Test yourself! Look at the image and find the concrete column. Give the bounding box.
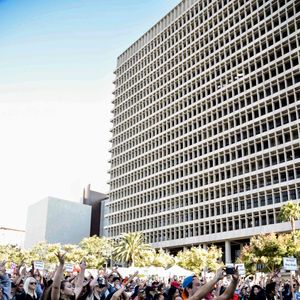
[202,243,208,250]
[225,240,232,264]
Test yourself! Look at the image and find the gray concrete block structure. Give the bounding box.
[25,197,91,249]
[106,0,300,261]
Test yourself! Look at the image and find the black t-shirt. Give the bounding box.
[15,292,37,300]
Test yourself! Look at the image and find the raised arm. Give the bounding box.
[114,268,124,281]
[190,268,225,300]
[51,252,66,300]
[74,259,86,299]
[215,267,239,300]
[111,286,126,300]
[14,264,26,286]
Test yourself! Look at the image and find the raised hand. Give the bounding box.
[55,251,66,265]
[79,259,87,271]
[232,266,239,281]
[214,267,225,281]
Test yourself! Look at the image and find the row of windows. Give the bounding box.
[114,21,298,120]
[118,0,270,72]
[115,0,293,90]
[110,154,299,204]
[107,207,285,241]
[108,146,300,211]
[111,101,299,177]
[110,100,300,182]
[113,3,298,125]
[116,0,251,78]
[146,208,279,244]
[114,4,296,105]
[111,87,300,169]
[113,41,299,138]
[110,127,300,192]
[112,43,299,147]
[109,182,300,225]
[111,124,300,191]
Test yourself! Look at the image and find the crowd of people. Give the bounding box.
[0,253,299,300]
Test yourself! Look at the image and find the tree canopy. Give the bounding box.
[238,231,300,273]
[114,232,153,267]
[279,201,300,232]
[176,245,223,274]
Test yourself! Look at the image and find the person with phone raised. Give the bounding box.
[182,267,239,300]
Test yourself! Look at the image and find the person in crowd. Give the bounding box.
[130,281,145,300]
[281,282,292,300]
[182,267,239,300]
[12,281,25,300]
[14,277,38,300]
[167,286,182,300]
[265,282,277,300]
[50,252,86,300]
[87,277,107,300]
[0,261,11,300]
[131,286,145,300]
[33,272,44,300]
[106,276,115,295]
[249,285,265,300]
[144,286,156,300]
[238,287,249,300]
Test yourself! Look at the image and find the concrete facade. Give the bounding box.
[82,185,109,237]
[106,0,300,259]
[25,197,91,249]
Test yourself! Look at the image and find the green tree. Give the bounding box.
[279,201,300,233]
[63,244,87,266]
[152,248,175,268]
[238,232,300,273]
[285,231,300,261]
[134,249,156,267]
[176,245,222,274]
[134,248,175,268]
[114,232,153,267]
[0,244,29,266]
[28,242,61,268]
[78,235,114,268]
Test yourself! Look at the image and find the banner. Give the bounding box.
[283,257,297,271]
[34,261,44,270]
[65,263,74,273]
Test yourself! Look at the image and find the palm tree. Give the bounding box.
[279,201,300,233]
[114,232,153,267]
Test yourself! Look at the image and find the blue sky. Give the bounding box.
[0,0,180,231]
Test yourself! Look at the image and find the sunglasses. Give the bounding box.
[30,282,37,285]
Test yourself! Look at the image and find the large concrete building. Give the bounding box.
[106,0,300,262]
[25,197,91,249]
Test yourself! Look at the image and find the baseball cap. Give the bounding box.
[171,281,181,289]
[182,275,195,289]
